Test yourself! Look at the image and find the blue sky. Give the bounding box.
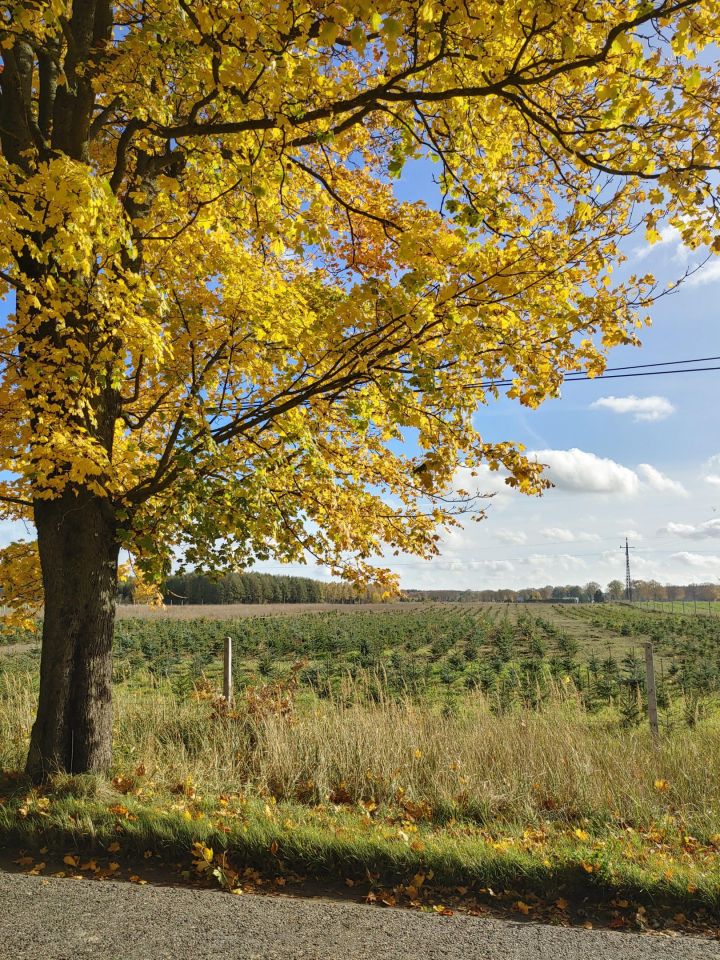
[275,165,720,591]
[388,215,720,591]
[2,167,718,593]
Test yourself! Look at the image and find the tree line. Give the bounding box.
[118,572,384,606]
[117,574,720,607]
[405,580,720,604]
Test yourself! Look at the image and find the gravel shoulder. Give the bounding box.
[1,872,718,960]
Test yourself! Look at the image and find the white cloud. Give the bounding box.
[636,464,688,497]
[703,454,720,487]
[634,225,692,262]
[530,448,640,495]
[520,553,588,572]
[528,448,686,498]
[686,258,720,287]
[495,529,527,544]
[669,551,720,569]
[455,465,513,499]
[471,559,515,573]
[591,395,675,423]
[540,527,601,542]
[621,529,644,541]
[662,519,720,540]
[0,519,31,550]
[540,527,576,542]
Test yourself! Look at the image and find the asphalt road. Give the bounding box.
[2,873,719,960]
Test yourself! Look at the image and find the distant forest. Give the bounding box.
[118,571,383,605]
[406,580,720,603]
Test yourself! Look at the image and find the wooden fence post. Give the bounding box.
[223,636,233,705]
[644,641,659,744]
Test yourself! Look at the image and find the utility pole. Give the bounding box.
[623,537,634,602]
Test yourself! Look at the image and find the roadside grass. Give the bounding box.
[1,666,719,917]
[2,786,719,913]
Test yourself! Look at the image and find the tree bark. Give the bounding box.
[26,489,119,781]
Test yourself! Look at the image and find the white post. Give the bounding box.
[223,636,233,705]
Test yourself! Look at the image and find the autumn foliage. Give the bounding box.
[1,1,719,585]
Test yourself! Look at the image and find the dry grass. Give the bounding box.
[3,670,717,838]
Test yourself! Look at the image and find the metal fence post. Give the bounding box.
[644,641,659,745]
[223,636,233,705]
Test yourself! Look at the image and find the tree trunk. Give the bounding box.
[26,489,119,781]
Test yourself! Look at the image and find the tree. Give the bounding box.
[1,1,718,778]
[583,581,602,603]
[606,580,625,601]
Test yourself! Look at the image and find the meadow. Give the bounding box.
[1,601,720,930]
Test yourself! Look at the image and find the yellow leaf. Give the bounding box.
[685,69,702,93]
[318,20,340,46]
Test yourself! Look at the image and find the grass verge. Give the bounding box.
[1,773,719,920]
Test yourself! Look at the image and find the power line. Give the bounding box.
[591,355,720,372]
[469,356,720,390]
[472,365,720,389]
